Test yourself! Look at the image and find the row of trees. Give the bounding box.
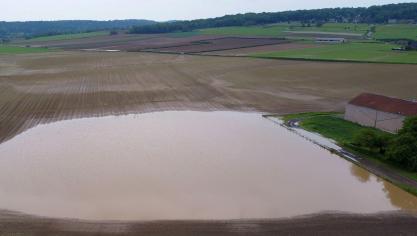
[0,19,155,40]
[130,3,417,34]
[353,117,417,172]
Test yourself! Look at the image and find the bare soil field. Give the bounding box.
[17,33,223,51]
[17,33,155,49]
[202,42,318,56]
[145,37,289,53]
[1,210,417,236]
[1,51,417,144]
[106,35,223,51]
[18,33,294,54]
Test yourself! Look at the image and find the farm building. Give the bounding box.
[316,38,347,43]
[345,93,417,133]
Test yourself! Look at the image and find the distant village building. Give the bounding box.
[406,40,417,50]
[392,40,417,51]
[388,19,398,24]
[388,19,415,24]
[345,93,417,133]
[316,38,347,44]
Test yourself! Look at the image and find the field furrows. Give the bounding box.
[1,51,417,144]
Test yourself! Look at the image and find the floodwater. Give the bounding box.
[0,111,416,221]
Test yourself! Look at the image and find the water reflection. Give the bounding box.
[350,164,417,210]
[350,165,371,183]
[382,180,417,210]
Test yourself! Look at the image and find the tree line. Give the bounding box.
[0,19,155,41]
[353,117,417,172]
[130,3,417,34]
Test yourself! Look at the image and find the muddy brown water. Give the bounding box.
[0,111,416,221]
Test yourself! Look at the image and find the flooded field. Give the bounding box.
[0,111,416,221]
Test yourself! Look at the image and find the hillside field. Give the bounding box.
[0,45,51,54]
[27,31,109,42]
[254,42,417,64]
[375,24,417,40]
[198,23,369,37]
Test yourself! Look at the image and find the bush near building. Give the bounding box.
[352,116,417,171]
[386,117,417,171]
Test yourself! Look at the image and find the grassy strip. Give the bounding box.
[166,31,201,38]
[282,112,417,185]
[300,115,393,145]
[198,23,369,37]
[198,25,288,37]
[27,31,108,42]
[0,45,51,54]
[281,112,339,123]
[253,42,417,64]
[374,24,417,41]
[287,23,369,34]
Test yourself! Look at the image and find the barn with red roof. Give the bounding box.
[345,93,417,133]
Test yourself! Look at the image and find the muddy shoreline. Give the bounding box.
[1,210,417,236]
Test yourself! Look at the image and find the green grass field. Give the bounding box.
[166,31,201,38]
[374,24,417,40]
[287,23,369,34]
[198,25,288,37]
[291,113,391,145]
[0,45,51,54]
[198,23,369,37]
[254,42,417,64]
[27,31,108,42]
[282,112,417,184]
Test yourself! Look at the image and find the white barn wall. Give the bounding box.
[344,104,405,133]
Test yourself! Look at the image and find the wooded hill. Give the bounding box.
[130,3,417,34]
[0,20,155,40]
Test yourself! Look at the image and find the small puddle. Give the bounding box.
[0,111,416,221]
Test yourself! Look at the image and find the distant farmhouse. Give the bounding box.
[406,40,417,51]
[345,93,417,133]
[316,38,347,44]
[392,40,417,51]
[388,19,415,24]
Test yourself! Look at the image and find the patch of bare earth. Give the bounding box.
[144,37,289,53]
[18,34,224,51]
[202,43,319,56]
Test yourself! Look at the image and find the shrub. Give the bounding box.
[353,129,391,154]
[386,117,417,171]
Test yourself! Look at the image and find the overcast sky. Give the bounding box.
[2,0,413,22]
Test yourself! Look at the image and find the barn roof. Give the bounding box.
[349,93,417,116]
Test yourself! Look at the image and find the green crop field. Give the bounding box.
[374,24,417,40]
[27,31,108,42]
[0,45,51,54]
[198,23,369,37]
[198,25,288,37]
[254,42,417,64]
[198,23,417,41]
[166,31,201,38]
[287,23,369,34]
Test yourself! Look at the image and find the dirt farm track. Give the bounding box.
[1,51,417,234]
